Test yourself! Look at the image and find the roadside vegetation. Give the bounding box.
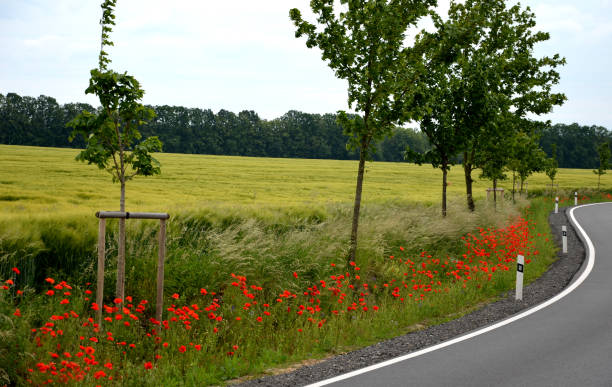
[2,174,612,384]
[0,195,556,385]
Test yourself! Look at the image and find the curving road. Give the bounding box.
[311,203,612,387]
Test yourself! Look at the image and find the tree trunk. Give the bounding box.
[348,149,367,263]
[463,151,475,212]
[442,162,448,217]
[116,180,126,301]
[520,177,524,196]
[512,171,516,203]
[598,174,601,191]
[493,178,497,205]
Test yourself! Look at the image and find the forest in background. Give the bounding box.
[0,92,609,168]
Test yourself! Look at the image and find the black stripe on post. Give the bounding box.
[517,263,524,273]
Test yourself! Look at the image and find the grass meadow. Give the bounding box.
[1,144,611,385]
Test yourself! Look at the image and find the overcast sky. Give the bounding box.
[1,1,610,129]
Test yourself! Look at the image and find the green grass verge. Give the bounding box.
[1,194,582,385]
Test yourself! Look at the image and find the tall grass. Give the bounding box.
[2,196,521,300]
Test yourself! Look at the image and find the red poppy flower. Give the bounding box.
[60,299,69,305]
[93,370,106,379]
[12,267,20,275]
[45,278,55,284]
[172,293,179,299]
[5,279,13,285]
[46,290,55,296]
[144,361,153,370]
[293,272,298,278]
[13,308,21,317]
[178,345,186,353]
[113,298,122,304]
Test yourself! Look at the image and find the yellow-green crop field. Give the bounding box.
[1,144,610,220]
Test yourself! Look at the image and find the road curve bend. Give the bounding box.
[311,203,612,387]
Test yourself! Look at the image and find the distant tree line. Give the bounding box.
[0,92,428,162]
[539,123,612,168]
[0,91,610,168]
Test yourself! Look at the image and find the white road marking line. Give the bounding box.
[307,203,599,387]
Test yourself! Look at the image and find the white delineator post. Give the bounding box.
[562,225,568,253]
[555,197,559,214]
[574,192,578,206]
[516,254,524,301]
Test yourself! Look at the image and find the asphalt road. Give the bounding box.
[313,203,612,387]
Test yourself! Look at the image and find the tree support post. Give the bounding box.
[96,218,106,327]
[156,219,166,322]
[95,211,170,327]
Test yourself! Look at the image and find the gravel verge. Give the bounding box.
[237,207,585,387]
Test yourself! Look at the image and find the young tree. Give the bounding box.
[476,132,510,208]
[544,146,559,196]
[289,0,435,263]
[593,142,611,190]
[67,0,162,301]
[506,128,547,201]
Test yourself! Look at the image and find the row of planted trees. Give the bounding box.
[289,0,566,263]
[70,0,567,274]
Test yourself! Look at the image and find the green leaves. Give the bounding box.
[593,142,611,178]
[68,0,162,190]
[98,0,117,70]
[290,0,435,148]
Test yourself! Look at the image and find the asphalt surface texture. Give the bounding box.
[237,204,597,387]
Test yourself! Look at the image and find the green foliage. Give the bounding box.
[508,128,548,184]
[1,92,432,162]
[290,0,436,261]
[67,0,161,195]
[545,157,559,186]
[1,196,563,385]
[407,0,566,212]
[539,123,612,168]
[593,141,611,189]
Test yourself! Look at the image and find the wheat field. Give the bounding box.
[1,144,609,221]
